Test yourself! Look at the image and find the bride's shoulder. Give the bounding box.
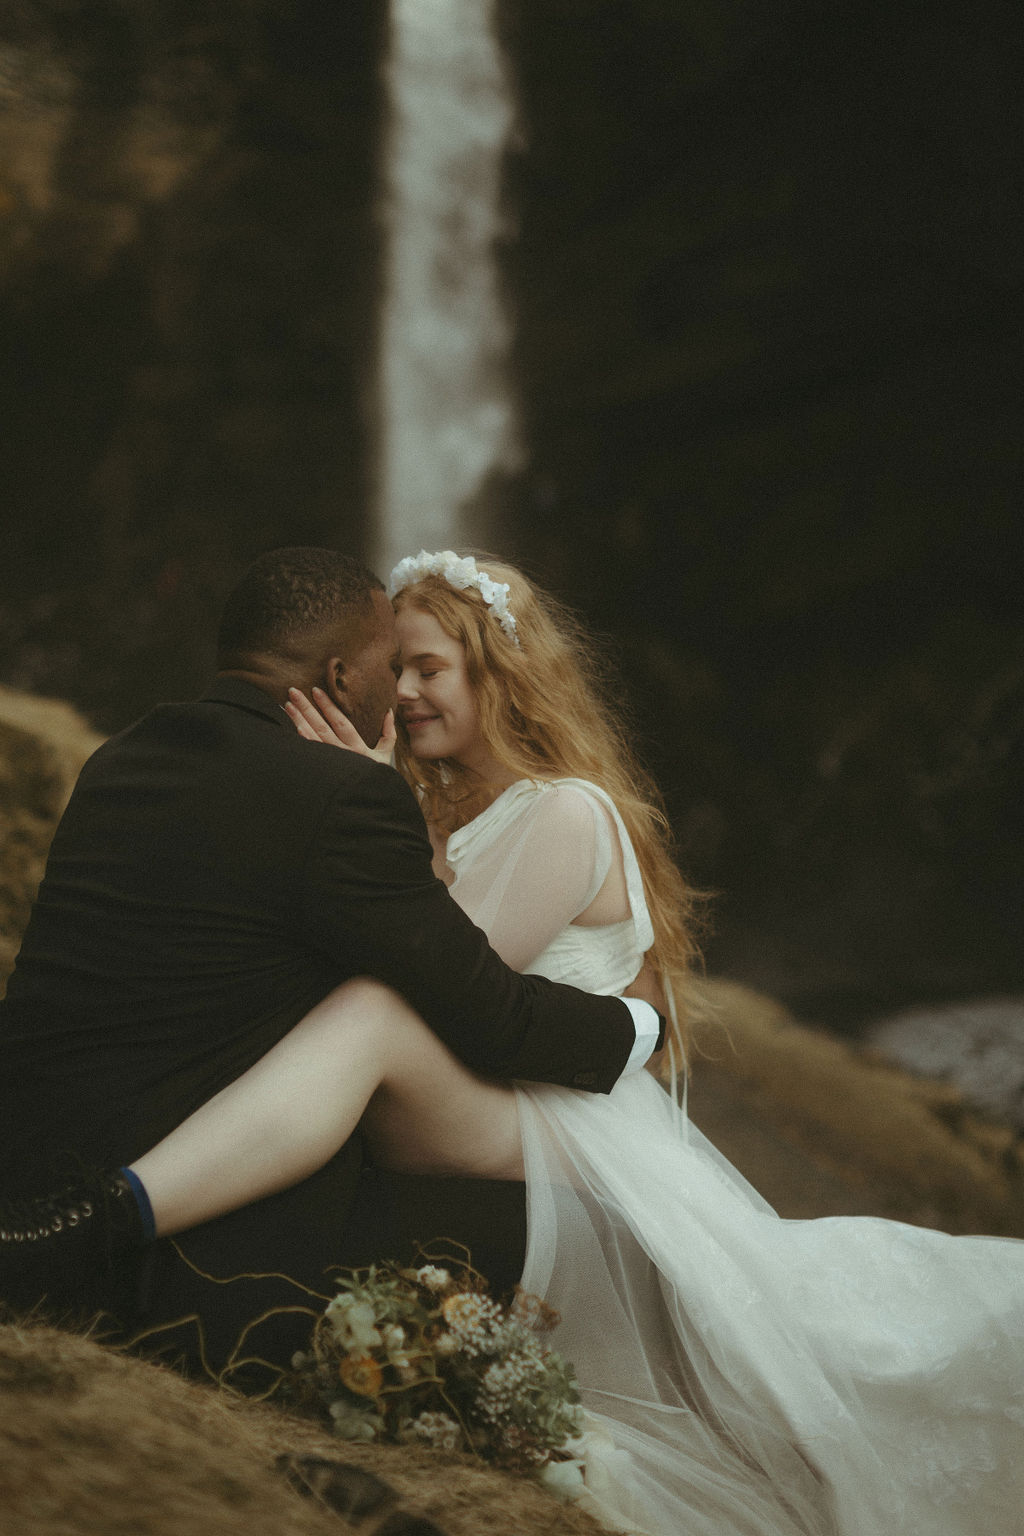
[534,777,617,811]
[470,778,617,844]
[519,778,618,837]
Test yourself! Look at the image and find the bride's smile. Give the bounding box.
[395,606,512,785]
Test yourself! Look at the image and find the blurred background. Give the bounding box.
[1,0,1021,1047]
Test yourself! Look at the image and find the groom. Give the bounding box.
[0,547,660,1374]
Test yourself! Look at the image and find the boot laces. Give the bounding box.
[0,1184,102,1243]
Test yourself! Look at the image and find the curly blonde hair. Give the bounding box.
[392,554,704,1049]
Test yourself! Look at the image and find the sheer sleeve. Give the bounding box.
[449,784,615,972]
[305,762,635,1089]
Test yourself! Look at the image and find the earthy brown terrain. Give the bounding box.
[0,1321,607,1536]
[684,977,1024,1235]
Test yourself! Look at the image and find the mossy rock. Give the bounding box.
[0,688,104,995]
[0,685,104,995]
[689,977,1024,1236]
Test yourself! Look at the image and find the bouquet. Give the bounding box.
[286,1254,584,1478]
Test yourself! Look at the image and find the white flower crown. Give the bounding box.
[388,550,520,646]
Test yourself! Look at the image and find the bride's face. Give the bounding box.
[394,607,490,772]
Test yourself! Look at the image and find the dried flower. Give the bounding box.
[413,1411,462,1451]
[415,1265,451,1290]
[325,1293,382,1352]
[511,1288,559,1333]
[284,1257,581,1481]
[328,1399,381,1441]
[339,1353,384,1398]
[441,1291,504,1355]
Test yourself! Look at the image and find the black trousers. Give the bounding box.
[121,1149,528,1388]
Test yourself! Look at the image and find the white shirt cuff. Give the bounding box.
[620,997,662,1073]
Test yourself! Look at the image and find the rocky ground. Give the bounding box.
[868,995,1024,1135]
[684,977,1024,1235]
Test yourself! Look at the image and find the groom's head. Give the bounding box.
[217,547,397,746]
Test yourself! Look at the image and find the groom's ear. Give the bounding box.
[323,657,350,712]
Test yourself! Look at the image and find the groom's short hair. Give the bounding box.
[217,547,384,664]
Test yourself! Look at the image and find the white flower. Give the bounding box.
[477,1353,537,1420]
[325,1293,382,1351]
[415,1264,451,1291]
[441,1291,505,1356]
[539,1458,586,1502]
[388,551,520,646]
[328,1400,380,1442]
[383,1324,406,1354]
[412,1411,462,1452]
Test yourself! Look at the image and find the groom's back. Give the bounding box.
[0,685,371,1186]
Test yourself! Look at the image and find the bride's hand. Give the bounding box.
[285,686,397,766]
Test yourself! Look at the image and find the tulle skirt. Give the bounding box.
[516,1072,1024,1536]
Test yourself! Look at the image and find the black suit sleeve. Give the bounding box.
[300,762,636,1093]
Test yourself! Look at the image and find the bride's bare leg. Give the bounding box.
[129,978,523,1238]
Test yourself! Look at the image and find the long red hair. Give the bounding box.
[392,555,704,1047]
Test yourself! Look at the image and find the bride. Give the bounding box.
[35,552,1024,1532]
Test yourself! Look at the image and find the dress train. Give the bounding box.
[444,777,1024,1535]
[518,1073,1024,1535]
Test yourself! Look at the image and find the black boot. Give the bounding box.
[0,1170,146,1320]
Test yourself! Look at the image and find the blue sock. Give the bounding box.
[119,1165,156,1242]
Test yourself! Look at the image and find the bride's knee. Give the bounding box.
[315,977,429,1041]
[315,975,407,1017]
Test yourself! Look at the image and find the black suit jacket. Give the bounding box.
[4,678,635,1179]
[1,675,634,1204]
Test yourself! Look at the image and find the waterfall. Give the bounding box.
[373,0,520,579]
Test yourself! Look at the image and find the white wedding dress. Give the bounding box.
[445,777,1024,1536]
